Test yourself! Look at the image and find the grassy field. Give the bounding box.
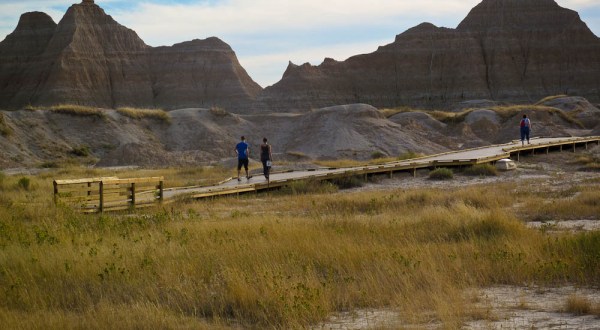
[0,166,599,328]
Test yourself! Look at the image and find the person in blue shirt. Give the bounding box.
[235,136,250,181]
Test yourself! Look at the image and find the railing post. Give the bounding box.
[131,182,136,208]
[99,181,104,213]
[53,181,58,205]
[159,180,164,202]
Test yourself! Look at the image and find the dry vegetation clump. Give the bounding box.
[378,106,433,118]
[314,159,365,168]
[209,106,230,117]
[25,104,107,118]
[397,151,423,161]
[117,107,171,122]
[565,295,590,315]
[0,170,599,328]
[463,164,498,176]
[429,167,453,180]
[0,112,13,137]
[572,154,600,171]
[490,105,583,127]
[518,187,600,221]
[386,101,584,128]
[535,94,569,105]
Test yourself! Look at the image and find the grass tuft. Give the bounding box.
[117,107,170,122]
[565,295,592,315]
[572,154,600,171]
[429,168,454,180]
[0,112,13,137]
[209,106,229,117]
[535,95,569,105]
[69,145,91,157]
[279,179,338,195]
[463,164,498,176]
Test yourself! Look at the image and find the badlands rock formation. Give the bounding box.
[1,98,594,169]
[0,1,260,110]
[259,0,600,111]
[1,0,599,112]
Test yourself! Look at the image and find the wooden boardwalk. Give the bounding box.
[165,136,600,200]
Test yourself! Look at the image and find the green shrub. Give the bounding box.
[17,177,30,190]
[331,176,364,189]
[429,168,453,180]
[463,164,497,176]
[398,151,422,161]
[371,151,387,159]
[70,145,90,157]
[280,179,338,195]
[0,113,13,137]
[39,161,60,168]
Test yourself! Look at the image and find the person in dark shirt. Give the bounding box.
[260,137,273,183]
[235,136,250,181]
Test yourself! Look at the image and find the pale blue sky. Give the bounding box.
[1,0,599,87]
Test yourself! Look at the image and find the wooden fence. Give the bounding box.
[54,176,164,213]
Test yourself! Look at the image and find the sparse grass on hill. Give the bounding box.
[381,101,584,128]
[0,112,12,137]
[398,151,423,161]
[379,106,433,118]
[535,94,569,105]
[117,107,171,123]
[489,105,584,128]
[0,169,599,328]
[209,106,230,117]
[25,104,106,118]
[572,153,600,171]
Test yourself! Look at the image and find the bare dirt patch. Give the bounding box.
[464,286,600,329]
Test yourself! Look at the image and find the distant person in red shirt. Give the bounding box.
[520,114,531,146]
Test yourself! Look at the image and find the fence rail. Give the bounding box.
[54,176,164,213]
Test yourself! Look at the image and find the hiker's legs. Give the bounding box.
[262,160,269,180]
[243,159,249,179]
[237,159,243,180]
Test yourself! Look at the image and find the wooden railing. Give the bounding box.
[54,176,164,213]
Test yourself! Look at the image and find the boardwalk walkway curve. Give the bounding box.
[166,136,600,201]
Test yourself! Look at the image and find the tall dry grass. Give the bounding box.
[0,170,599,328]
[24,104,106,118]
[0,112,12,137]
[117,107,171,123]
